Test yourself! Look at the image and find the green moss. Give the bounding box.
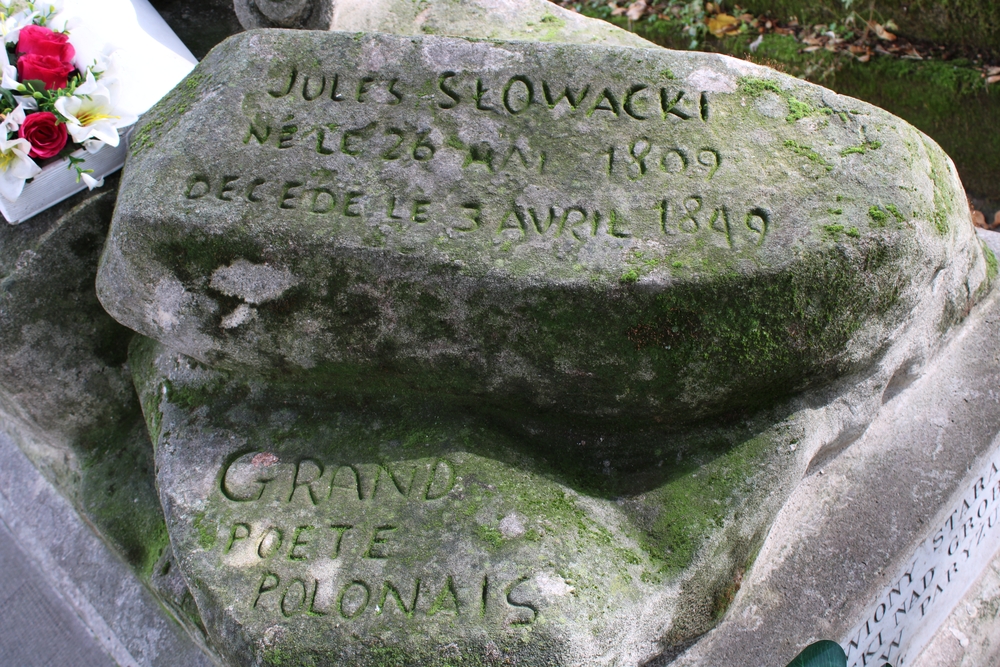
[984,242,999,281]
[620,268,640,283]
[738,76,783,98]
[840,140,883,156]
[78,415,170,580]
[475,525,504,548]
[192,510,216,550]
[885,204,906,222]
[822,224,845,237]
[583,11,1000,200]
[784,140,833,171]
[846,227,861,238]
[869,206,889,226]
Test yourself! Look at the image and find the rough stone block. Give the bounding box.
[99,30,987,424]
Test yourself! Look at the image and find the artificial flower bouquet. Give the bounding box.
[0,0,196,223]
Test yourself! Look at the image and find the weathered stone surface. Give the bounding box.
[234,0,651,49]
[99,30,987,424]
[0,184,207,646]
[668,287,1000,667]
[131,335,810,665]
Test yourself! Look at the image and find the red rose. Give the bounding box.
[17,54,75,90]
[18,112,68,159]
[16,25,75,63]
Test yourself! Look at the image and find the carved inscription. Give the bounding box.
[843,457,1000,667]
[214,452,539,627]
[176,54,776,260]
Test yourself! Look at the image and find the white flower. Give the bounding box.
[1,64,18,90]
[1,100,32,132]
[80,171,103,190]
[0,6,36,44]
[0,135,40,201]
[54,70,136,149]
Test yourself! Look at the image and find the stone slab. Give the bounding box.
[0,520,115,667]
[235,0,653,50]
[0,428,218,667]
[98,30,987,424]
[909,552,1000,667]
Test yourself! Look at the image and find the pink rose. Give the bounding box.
[18,112,68,159]
[16,25,75,63]
[17,54,75,90]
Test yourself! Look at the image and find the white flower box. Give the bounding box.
[0,0,197,224]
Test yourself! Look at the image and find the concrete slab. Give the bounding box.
[0,520,115,667]
[0,428,216,667]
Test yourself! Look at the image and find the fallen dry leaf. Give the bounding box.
[987,66,1000,76]
[803,45,822,53]
[994,211,1000,229]
[625,0,646,22]
[869,21,896,41]
[987,74,1000,85]
[706,13,740,38]
[857,53,871,63]
[610,4,626,16]
[973,210,987,228]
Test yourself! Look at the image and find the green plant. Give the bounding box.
[783,640,890,667]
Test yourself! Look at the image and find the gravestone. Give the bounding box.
[95,27,995,665]
[233,0,652,50]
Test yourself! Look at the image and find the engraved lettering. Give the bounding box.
[411,199,431,223]
[253,572,280,608]
[387,78,403,105]
[505,576,538,625]
[288,525,315,561]
[503,75,534,114]
[281,578,308,617]
[257,526,283,559]
[425,459,456,500]
[244,119,271,145]
[428,575,461,615]
[624,84,649,120]
[338,580,370,619]
[542,81,589,109]
[342,122,377,156]
[329,525,352,557]
[184,174,210,199]
[364,525,396,559]
[308,187,336,214]
[438,71,461,109]
[343,191,363,217]
[330,73,344,101]
[458,202,482,231]
[301,74,326,101]
[588,88,621,117]
[217,175,239,201]
[278,120,298,149]
[380,128,406,160]
[245,178,266,202]
[279,181,303,209]
[378,580,420,617]
[356,76,375,103]
[289,459,325,504]
[660,89,691,120]
[225,523,250,553]
[269,68,296,98]
[474,78,493,112]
